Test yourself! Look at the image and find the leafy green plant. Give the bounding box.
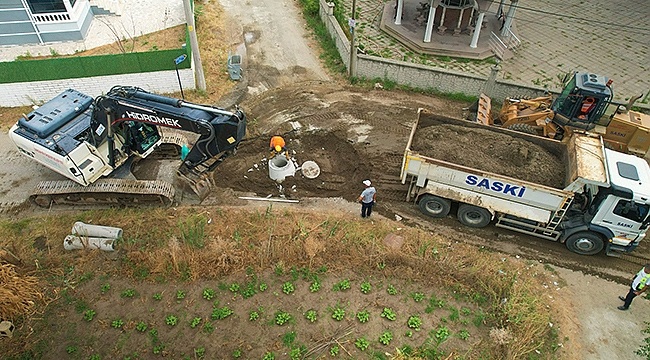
[232,348,242,358]
[229,283,240,293]
[165,315,178,326]
[153,344,165,354]
[379,331,393,345]
[89,355,100,360]
[65,345,77,354]
[461,307,472,316]
[100,283,111,294]
[356,310,370,323]
[211,306,234,320]
[331,306,345,321]
[305,309,318,323]
[381,307,396,321]
[136,321,148,332]
[411,292,425,302]
[330,345,340,356]
[120,288,137,298]
[259,282,268,292]
[249,311,260,321]
[241,283,257,299]
[176,290,186,300]
[333,279,351,291]
[202,288,216,300]
[472,310,486,327]
[457,329,470,340]
[262,352,275,360]
[448,306,460,322]
[309,279,321,292]
[435,326,450,344]
[360,281,372,294]
[153,292,162,301]
[355,337,370,351]
[405,330,413,338]
[194,347,206,358]
[111,319,124,329]
[282,281,295,295]
[289,347,303,360]
[386,284,397,295]
[275,311,292,325]
[202,322,214,334]
[190,317,202,328]
[637,321,650,358]
[408,315,422,331]
[83,309,96,321]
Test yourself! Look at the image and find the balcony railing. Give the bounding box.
[32,12,72,23]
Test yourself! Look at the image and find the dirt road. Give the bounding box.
[0,0,649,358]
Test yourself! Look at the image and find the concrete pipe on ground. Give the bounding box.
[72,221,123,239]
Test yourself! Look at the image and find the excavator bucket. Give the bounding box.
[473,93,493,125]
[176,169,213,201]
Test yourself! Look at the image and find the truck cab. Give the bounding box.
[583,149,650,253]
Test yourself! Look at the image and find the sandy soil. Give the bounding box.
[0,0,649,358]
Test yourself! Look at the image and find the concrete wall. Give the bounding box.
[0,68,195,106]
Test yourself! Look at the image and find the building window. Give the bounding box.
[27,0,67,14]
[441,0,472,7]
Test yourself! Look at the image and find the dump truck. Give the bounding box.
[401,109,650,256]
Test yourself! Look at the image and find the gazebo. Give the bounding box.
[380,0,520,59]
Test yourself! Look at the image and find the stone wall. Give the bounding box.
[0,68,195,107]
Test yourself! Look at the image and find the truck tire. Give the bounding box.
[457,204,491,228]
[506,123,537,135]
[565,232,604,256]
[418,195,451,218]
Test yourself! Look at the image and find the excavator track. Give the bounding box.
[30,179,175,207]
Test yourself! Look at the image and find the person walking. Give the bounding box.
[618,263,650,311]
[358,179,376,218]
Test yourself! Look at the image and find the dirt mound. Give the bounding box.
[411,123,565,188]
[212,130,370,201]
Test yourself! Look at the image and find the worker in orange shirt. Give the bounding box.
[269,135,289,159]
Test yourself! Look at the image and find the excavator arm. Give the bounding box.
[92,86,247,197]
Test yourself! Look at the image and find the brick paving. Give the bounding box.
[344,0,650,102]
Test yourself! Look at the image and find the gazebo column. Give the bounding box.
[437,7,447,34]
[496,0,506,18]
[469,11,485,48]
[395,0,404,25]
[453,8,464,35]
[501,0,518,36]
[423,2,437,42]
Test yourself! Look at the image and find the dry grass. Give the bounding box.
[0,206,561,359]
[0,264,42,321]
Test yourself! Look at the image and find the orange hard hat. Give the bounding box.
[275,145,282,152]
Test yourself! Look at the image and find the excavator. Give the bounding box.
[9,86,246,206]
[472,72,650,156]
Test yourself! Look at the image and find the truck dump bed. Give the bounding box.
[401,109,608,223]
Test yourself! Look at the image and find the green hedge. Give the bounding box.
[0,48,190,84]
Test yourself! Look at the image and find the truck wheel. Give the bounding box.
[565,232,604,256]
[507,123,537,135]
[418,195,451,218]
[457,204,491,228]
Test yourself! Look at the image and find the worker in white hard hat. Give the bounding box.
[358,179,377,218]
[269,135,289,159]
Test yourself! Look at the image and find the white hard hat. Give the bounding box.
[363,180,371,186]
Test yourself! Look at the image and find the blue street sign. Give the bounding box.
[174,54,187,65]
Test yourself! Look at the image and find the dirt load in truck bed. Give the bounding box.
[411,122,565,188]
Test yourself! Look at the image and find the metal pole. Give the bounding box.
[348,0,357,78]
[175,63,185,100]
[182,0,206,91]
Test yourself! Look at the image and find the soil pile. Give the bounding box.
[411,123,565,188]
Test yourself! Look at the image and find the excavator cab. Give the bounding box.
[552,72,612,131]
